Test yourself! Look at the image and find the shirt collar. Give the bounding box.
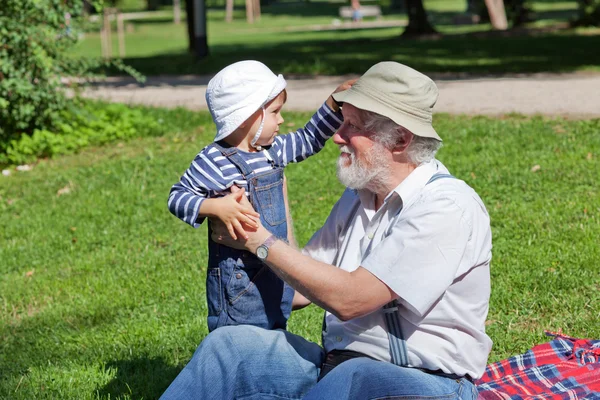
[392,159,448,205]
[355,159,448,214]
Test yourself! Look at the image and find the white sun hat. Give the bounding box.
[207,60,287,143]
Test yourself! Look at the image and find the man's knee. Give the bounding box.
[199,325,264,359]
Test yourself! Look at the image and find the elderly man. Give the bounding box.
[161,62,492,400]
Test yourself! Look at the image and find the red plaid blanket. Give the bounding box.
[475,332,600,399]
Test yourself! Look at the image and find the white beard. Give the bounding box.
[336,144,390,190]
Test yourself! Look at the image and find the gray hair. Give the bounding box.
[358,109,442,165]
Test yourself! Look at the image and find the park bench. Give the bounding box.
[338,5,382,20]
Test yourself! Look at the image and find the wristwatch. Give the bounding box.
[256,235,277,261]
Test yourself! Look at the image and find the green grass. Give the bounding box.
[1,107,600,399]
[73,0,600,76]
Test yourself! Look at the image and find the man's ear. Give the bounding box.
[392,127,414,154]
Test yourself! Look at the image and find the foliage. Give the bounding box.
[0,0,141,154]
[72,1,598,77]
[0,101,190,166]
[573,0,600,25]
[1,109,599,399]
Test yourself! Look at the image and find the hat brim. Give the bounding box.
[333,89,442,141]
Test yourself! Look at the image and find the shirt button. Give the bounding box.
[367,233,374,240]
[236,273,242,279]
[336,336,343,342]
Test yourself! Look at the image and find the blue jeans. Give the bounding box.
[160,325,478,400]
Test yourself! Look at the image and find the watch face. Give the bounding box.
[256,246,268,260]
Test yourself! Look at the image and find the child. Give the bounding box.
[168,60,347,332]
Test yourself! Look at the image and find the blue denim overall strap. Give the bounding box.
[211,142,287,236]
[212,141,255,176]
[385,172,455,366]
[205,141,292,332]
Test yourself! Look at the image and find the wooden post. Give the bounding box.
[100,23,107,59]
[484,0,508,30]
[174,0,181,24]
[246,0,254,23]
[225,0,234,22]
[103,10,113,59]
[117,12,126,58]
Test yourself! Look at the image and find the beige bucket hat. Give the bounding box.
[332,61,441,141]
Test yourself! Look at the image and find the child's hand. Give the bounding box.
[216,188,260,240]
[333,78,358,95]
[327,78,358,112]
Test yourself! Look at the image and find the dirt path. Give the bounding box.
[83,72,600,119]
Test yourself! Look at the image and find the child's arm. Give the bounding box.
[273,79,355,166]
[292,291,312,310]
[198,188,259,240]
[168,146,258,234]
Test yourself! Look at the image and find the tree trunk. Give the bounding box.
[225,0,234,22]
[390,0,405,11]
[147,0,160,11]
[401,0,437,37]
[186,0,195,52]
[484,0,508,30]
[174,0,182,24]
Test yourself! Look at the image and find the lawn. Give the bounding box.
[72,0,600,76]
[1,107,599,399]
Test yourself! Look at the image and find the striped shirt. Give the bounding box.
[168,102,343,227]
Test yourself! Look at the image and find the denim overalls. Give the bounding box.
[205,142,295,332]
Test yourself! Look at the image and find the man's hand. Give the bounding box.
[213,188,260,240]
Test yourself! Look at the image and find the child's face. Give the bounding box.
[248,92,286,148]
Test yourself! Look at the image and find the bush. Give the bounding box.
[0,100,214,166]
[0,101,163,165]
[0,0,140,152]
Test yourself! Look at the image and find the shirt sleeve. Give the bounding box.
[167,147,230,228]
[272,102,343,167]
[361,196,471,317]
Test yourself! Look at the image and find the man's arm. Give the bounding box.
[217,225,396,321]
[214,187,471,320]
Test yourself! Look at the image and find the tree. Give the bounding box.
[0,0,139,148]
[185,0,196,52]
[185,0,209,57]
[401,0,437,37]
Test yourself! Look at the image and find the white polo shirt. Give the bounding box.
[302,159,493,379]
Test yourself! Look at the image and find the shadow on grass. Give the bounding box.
[98,28,600,78]
[97,357,181,400]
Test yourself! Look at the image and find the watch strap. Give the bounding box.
[261,234,277,250]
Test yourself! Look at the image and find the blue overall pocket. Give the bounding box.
[253,178,286,227]
[225,262,271,327]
